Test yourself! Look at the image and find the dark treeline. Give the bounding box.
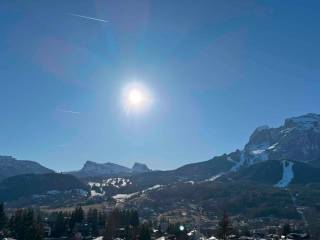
[0,203,42,240]
[0,202,154,240]
[1,202,294,240]
[0,201,197,240]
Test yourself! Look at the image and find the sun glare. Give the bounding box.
[123,82,152,114]
[128,89,144,106]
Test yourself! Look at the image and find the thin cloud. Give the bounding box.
[68,13,109,23]
[57,109,81,115]
[56,144,67,148]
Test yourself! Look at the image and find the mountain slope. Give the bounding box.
[0,173,87,201]
[129,155,234,189]
[229,160,283,185]
[292,161,320,184]
[0,155,54,181]
[227,160,320,187]
[121,180,299,220]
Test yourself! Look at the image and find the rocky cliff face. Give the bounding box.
[72,161,151,178]
[132,162,151,173]
[237,113,320,167]
[77,161,131,177]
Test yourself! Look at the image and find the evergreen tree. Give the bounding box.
[104,220,115,240]
[104,210,118,240]
[75,206,84,223]
[87,208,99,236]
[69,206,84,232]
[139,223,151,240]
[217,211,232,240]
[8,209,43,240]
[98,211,106,228]
[0,202,7,230]
[104,208,140,239]
[282,223,291,236]
[130,210,140,227]
[52,212,67,237]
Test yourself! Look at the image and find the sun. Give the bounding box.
[128,89,144,106]
[122,82,152,114]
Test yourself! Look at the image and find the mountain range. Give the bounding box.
[126,113,320,189]
[1,113,320,203]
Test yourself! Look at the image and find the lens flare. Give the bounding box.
[122,82,152,114]
[128,89,144,106]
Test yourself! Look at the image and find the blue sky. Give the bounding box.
[0,0,319,171]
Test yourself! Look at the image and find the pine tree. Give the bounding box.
[130,210,139,227]
[282,223,291,236]
[104,220,115,240]
[52,212,67,237]
[98,211,106,228]
[139,223,151,240]
[69,206,84,232]
[87,208,99,236]
[0,202,7,230]
[104,210,119,240]
[217,211,232,240]
[8,209,43,240]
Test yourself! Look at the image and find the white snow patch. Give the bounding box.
[90,190,104,197]
[156,237,165,240]
[205,173,223,182]
[113,192,138,201]
[231,151,246,172]
[142,184,162,193]
[251,149,265,155]
[274,161,294,188]
[92,237,103,240]
[187,230,197,236]
[89,178,132,198]
[186,180,195,185]
[112,184,163,203]
[104,177,131,187]
[280,127,295,136]
[208,236,218,240]
[88,182,101,187]
[227,156,238,164]
[89,178,131,189]
[268,142,279,150]
[247,143,269,163]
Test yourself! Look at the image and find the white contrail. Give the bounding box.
[57,109,81,115]
[69,13,109,23]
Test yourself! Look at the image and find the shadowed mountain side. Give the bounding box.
[0,173,87,201]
